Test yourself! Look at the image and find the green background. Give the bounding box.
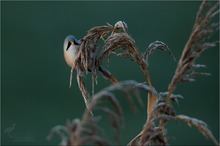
[1,1,219,145]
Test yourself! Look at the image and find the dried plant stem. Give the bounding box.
[98,66,118,84]
[52,2,219,145]
[165,0,219,106]
[176,115,219,146]
[128,46,157,122]
[157,1,219,144]
[139,58,156,122]
[99,32,156,122]
[147,93,156,122]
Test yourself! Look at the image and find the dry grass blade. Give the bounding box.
[48,116,110,146]
[105,80,158,113]
[77,70,93,115]
[68,119,82,145]
[138,122,155,146]
[156,114,176,123]
[48,119,82,146]
[138,123,167,146]
[82,91,124,127]
[128,133,141,146]
[80,80,154,145]
[176,115,219,146]
[131,88,144,109]
[101,80,157,122]
[153,102,176,117]
[166,0,219,105]
[99,32,157,121]
[122,90,138,113]
[79,25,113,73]
[80,115,110,145]
[78,24,113,74]
[81,117,103,136]
[159,92,183,104]
[78,25,113,88]
[128,89,180,146]
[79,80,157,145]
[98,66,118,84]
[185,71,211,79]
[144,41,176,67]
[99,33,153,87]
[142,128,167,146]
[102,80,153,93]
[98,106,122,144]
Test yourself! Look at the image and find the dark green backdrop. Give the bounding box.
[1,1,219,145]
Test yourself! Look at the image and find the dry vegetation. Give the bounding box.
[48,1,219,145]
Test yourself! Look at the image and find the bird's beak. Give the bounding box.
[71,41,75,45]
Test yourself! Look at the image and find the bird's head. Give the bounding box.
[63,35,80,67]
[63,35,79,51]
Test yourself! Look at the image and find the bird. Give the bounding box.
[63,35,118,116]
[63,35,79,68]
[63,35,93,115]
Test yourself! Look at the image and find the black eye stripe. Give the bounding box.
[66,41,71,51]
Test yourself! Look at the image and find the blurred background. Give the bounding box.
[1,1,219,145]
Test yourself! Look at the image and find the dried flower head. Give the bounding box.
[166,0,219,105]
[54,1,219,146]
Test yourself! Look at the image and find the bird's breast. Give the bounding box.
[64,45,78,67]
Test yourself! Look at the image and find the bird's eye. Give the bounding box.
[66,41,71,51]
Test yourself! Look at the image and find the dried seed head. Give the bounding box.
[112,21,128,34]
[176,115,219,146]
[144,41,176,67]
[166,0,219,106]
